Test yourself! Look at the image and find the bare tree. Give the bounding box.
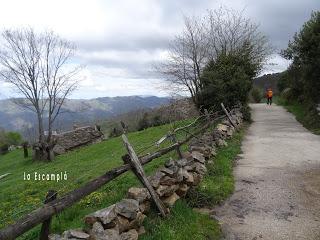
[159,16,208,105]
[159,7,272,106]
[0,28,82,160]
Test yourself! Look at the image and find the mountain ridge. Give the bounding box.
[0,95,171,133]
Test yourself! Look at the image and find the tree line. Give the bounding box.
[278,11,320,129]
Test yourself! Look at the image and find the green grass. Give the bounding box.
[188,126,246,207]
[141,200,221,240]
[140,126,247,240]
[0,119,192,239]
[0,119,246,239]
[275,97,320,135]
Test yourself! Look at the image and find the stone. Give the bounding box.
[48,234,63,240]
[127,187,150,203]
[129,212,146,229]
[160,167,175,177]
[176,184,189,197]
[193,162,207,175]
[192,172,202,186]
[115,199,140,220]
[160,175,177,186]
[67,230,90,239]
[176,158,192,167]
[216,139,228,147]
[139,200,151,213]
[90,222,105,238]
[191,151,206,164]
[115,215,130,233]
[138,226,146,235]
[90,222,120,240]
[181,152,194,161]
[162,193,180,207]
[53,126,104,155]
[190,146,211,158]
[226,127,235,137]
[104,229,121,240]
[120,229,139,240]
[148,171,165,188]
[156,184,179,197]
[164,158,176,168]
[85,204,117,225]
[216,124,228,132]
[52,144,66,155]
[178,169,194,185]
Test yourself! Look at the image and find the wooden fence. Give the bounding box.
[0,103,240,240]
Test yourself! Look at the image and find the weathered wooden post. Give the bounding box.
[170,133,183,159]
[23,142,28,158]
[221,103,237,129]
[121,133,168,217]
[39,190,57,240]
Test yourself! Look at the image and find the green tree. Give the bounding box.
[281,11,320,103]
[137,113,150,131]
[197,51,258,110]
[5,132,22,146]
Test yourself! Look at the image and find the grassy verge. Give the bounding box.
[275,97,320,135]
[140,125,247,240]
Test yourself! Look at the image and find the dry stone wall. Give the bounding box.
[53,126,104,155]
[49,109,243,240]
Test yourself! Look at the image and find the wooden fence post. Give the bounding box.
[204,109,211,122]
[39,190,57,240]
[121,134,168,217]
[170,133,183,159]
[23,142,28,158]
[220,103,237,129]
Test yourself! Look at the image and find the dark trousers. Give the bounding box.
[267,97,272,105]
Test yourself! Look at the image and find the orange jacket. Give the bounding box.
[266,90,273,98]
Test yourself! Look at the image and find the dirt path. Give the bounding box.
[215,104,320,240]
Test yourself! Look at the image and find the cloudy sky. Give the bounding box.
[0,0,319,99]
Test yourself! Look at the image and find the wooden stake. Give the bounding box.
[39,190,57,240]
[121,134,168,217]
[221,103,237,129]
[170,133,183,159]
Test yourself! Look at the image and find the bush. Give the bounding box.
[250,87,263,103]
[0,144,9,155]
[197,52,257,111]
[241,104,252,122]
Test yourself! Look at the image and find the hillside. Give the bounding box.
[253,72,283,93]
[0,119,190,239]
[0,96,170,133]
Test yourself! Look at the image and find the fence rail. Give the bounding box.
[0,103,241,240]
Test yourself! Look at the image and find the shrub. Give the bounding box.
[0,144,9,155]
[250,87,263,103]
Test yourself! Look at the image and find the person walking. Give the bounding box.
[266,88,273,105]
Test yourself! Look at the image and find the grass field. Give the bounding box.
[0,119,246,239]
[275,97,320,135]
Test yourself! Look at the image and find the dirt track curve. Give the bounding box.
[215,103,320,240]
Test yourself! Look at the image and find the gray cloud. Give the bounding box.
[0,0,319,98]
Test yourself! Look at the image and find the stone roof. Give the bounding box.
[53,126,104,155]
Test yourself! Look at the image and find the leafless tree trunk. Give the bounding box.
[0,28,82,161]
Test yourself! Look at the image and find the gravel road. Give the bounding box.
[215,103,320,240]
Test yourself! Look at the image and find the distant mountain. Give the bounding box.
[0,96,171,133]
[253,72,283,93]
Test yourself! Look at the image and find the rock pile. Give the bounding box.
[53,126,104,155]
[49,109,243,240]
